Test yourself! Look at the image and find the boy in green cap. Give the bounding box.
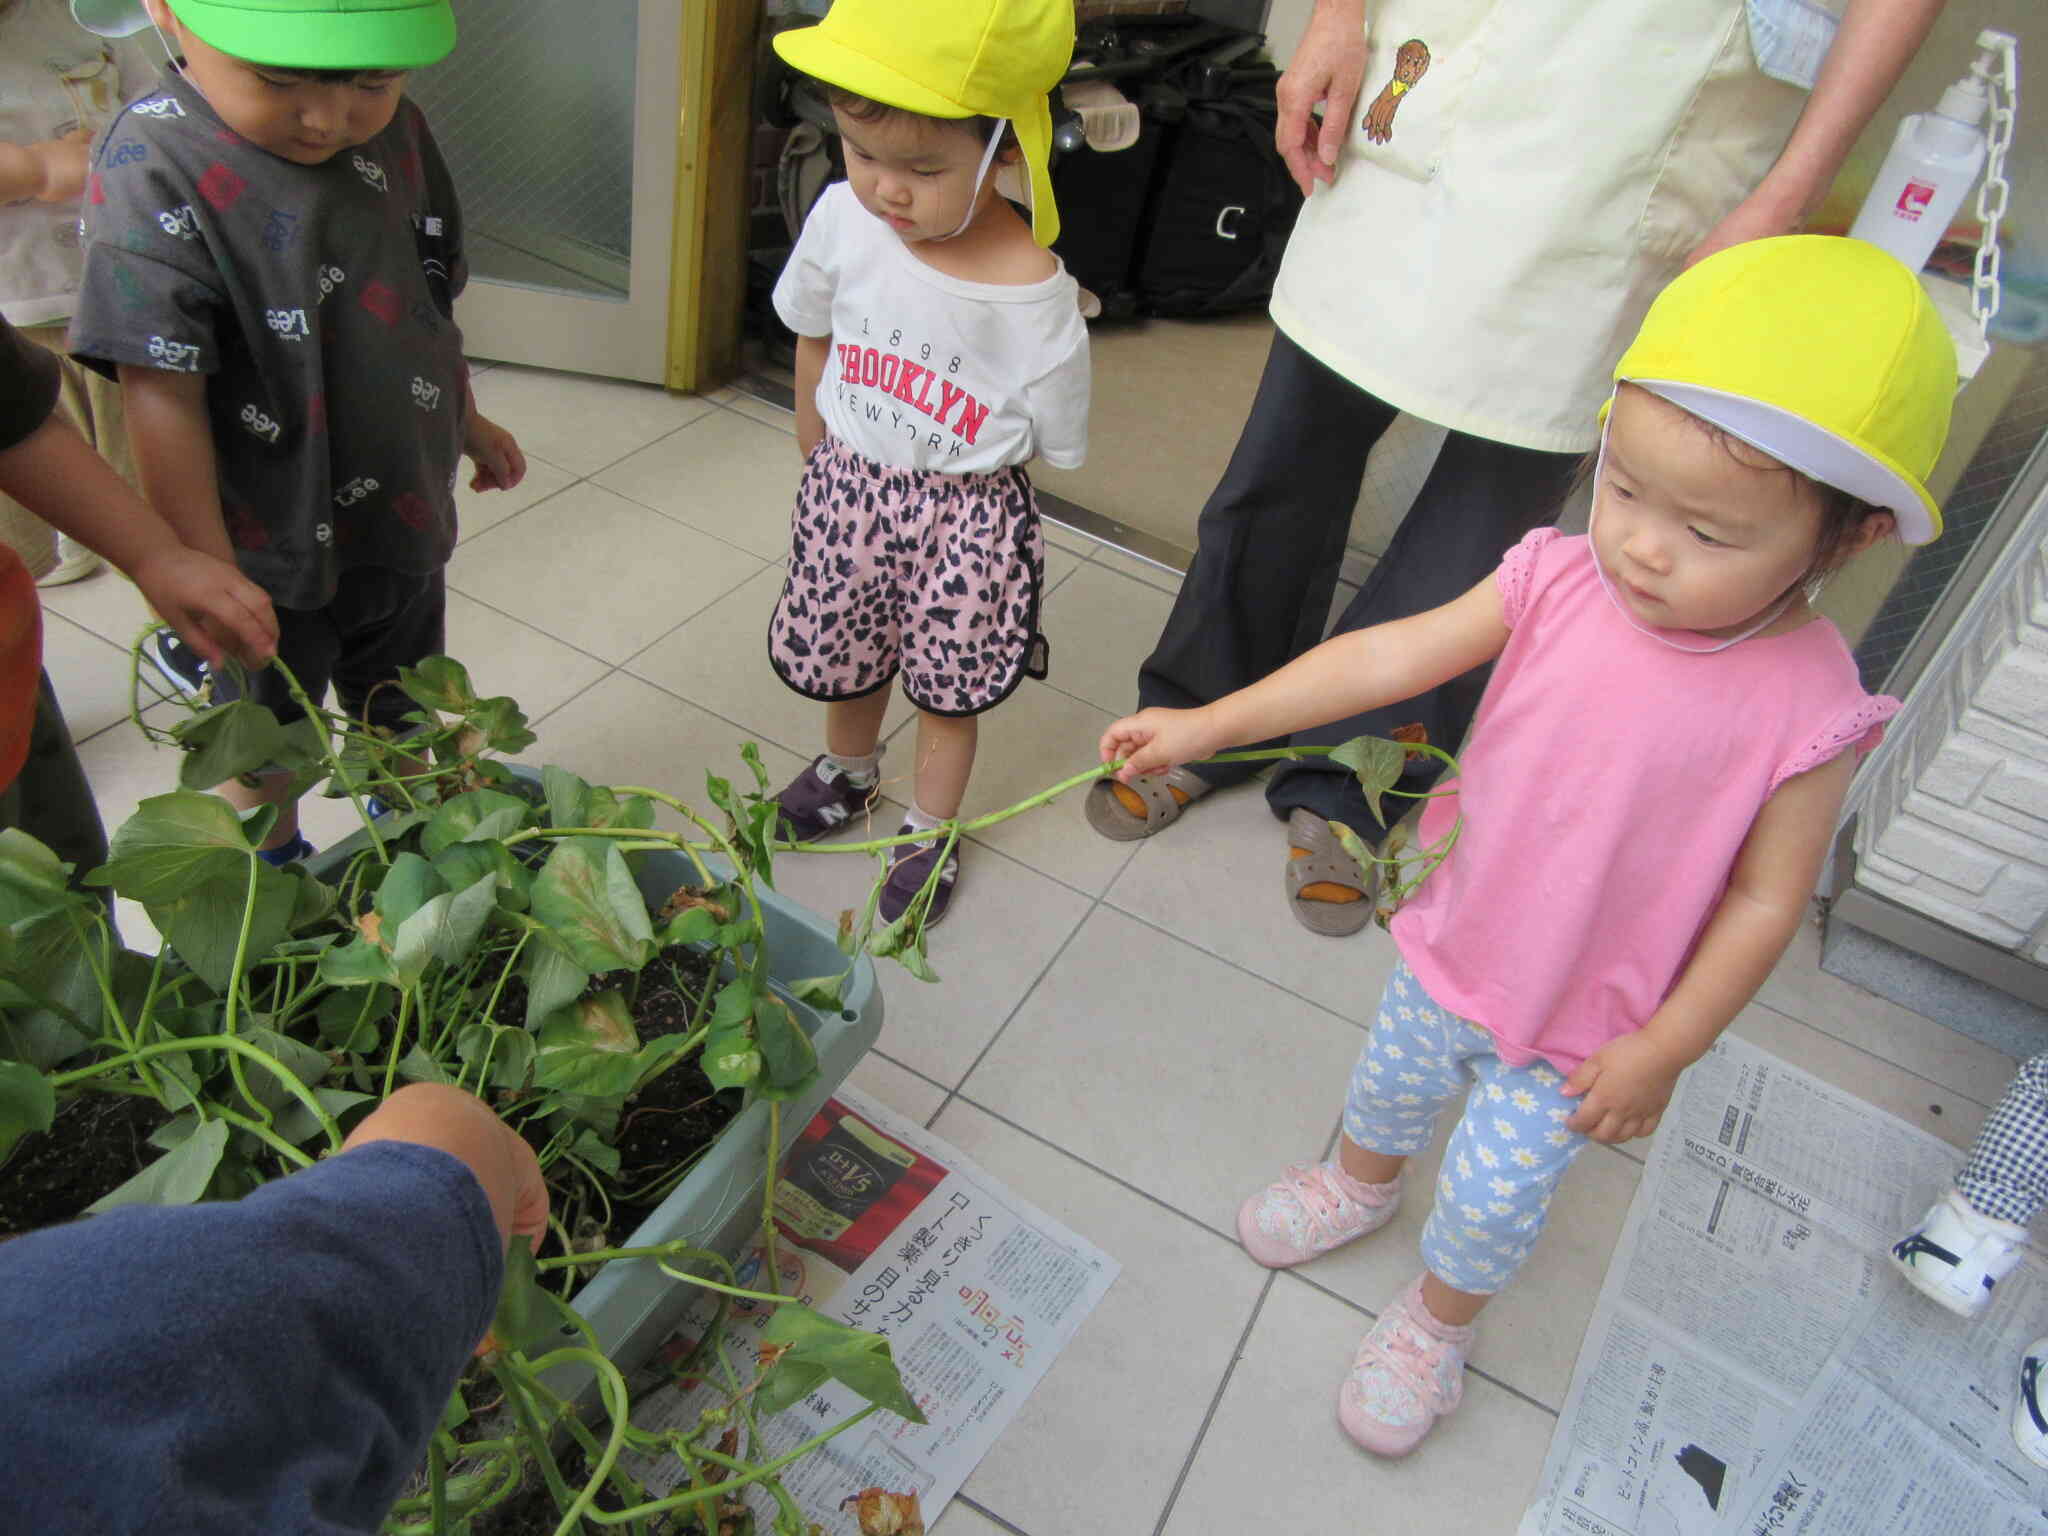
[66,0,524,863]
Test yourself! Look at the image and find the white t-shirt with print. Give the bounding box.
[774,182,1089,474]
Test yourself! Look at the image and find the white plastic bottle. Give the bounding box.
[1849,48,1993,274]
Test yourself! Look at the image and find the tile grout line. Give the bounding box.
[1746,993,1998,1114]
[1150,1267,1283,1536]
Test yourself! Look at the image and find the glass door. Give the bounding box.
[405,0,682,383]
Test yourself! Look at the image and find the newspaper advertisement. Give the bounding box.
[1521,1034,2048,1536]
[618,1085,1120,1531]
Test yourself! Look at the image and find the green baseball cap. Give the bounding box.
[71,0,456,70]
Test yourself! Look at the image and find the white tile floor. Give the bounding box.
[44,363,2022,1535]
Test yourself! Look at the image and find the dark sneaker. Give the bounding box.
[145,627,210,698]
[256,834,316,867]
[877,826,958,928]
[773,755,879,842]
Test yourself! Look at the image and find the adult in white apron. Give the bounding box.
[1112,0,1945,933]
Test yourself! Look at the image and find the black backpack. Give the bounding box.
[1052,17,1303,320]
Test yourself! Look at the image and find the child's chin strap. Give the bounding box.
[153,21,203,97]
[929,118,1009,243]
[1587,405,1795,656]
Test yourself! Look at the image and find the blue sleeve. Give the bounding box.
[0,1141,503,1535]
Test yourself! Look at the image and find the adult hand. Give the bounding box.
[128,545,279,671]
[1561,1031,1685,1144]
[1099,705,1230,784]
[1681,184,1804,269]
[1275,2,1368,198]
[463,412,527,492]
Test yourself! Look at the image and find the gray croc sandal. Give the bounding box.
[1084,766,1215,841]
[1285,808,1379,937]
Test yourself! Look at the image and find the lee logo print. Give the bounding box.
[239,402,282,444]
[352,153,389,193]
[156,204,199,241]
[334,476,380,507]
[409,377,443,412]
[145,335,201,371]
[266,308,311,341]
[131,96,186,119]
[314,265,347,302]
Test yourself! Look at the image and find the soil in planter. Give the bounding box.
[0,1092,171,1237]
[491,941,746,1286]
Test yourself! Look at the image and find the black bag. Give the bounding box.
[1051,17,1302,320]
[1132,64,1301,317]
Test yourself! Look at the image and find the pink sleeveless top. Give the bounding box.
[1391,529,1895,1074]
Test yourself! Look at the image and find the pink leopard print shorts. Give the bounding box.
[769,435,1049,717]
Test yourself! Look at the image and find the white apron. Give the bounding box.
[1269,0,1808,452]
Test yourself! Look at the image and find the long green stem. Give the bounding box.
[574,1404,882,1526]
[51,1035,343,1151]
[271,655,390,864]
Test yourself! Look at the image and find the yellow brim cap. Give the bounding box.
[1605,236,1956,546]
[774,21,1063,247]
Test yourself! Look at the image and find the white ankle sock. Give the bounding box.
[825,750,880,786]
[901,803,948,836]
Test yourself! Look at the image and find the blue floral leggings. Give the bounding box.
[1343,958,1592,1294]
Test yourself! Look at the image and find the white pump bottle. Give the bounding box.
[1848,42,1997,274]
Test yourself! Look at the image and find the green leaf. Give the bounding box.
[286,865,338,931]
[315,988,388,1052]
[374,852,448,930]
[753,994,818,1097]
[234,1027,333,1115]
[1328,735,1407,831]
[422,790,533,858]
[94,791,253,902]
[1328,822,1379,880]
[393,874,497,977]
[396,655,475,717]
[530,841,655,975]
[755,1305,925,1423]
[542,765,590,832]
[739,741,771,794]
[785,973,847,1011]
[0,828,82,925]
[702,982,761,1093]
[86,1117,230,1212]
[519,928,588,1030]
[432,841,532,913]
[397,1044,448,1085]
[455,1023,536,1091]
[272,1086,373,1147]
[465,695,534,756]
[533,992,643,1097]
[171,701,289,788]
[318,937,400,989]
[656,905,718,948]
[0,1062,55,1158]
[158,862,299,996]
[566,1128,621,1181]
[485,1238,556,1358]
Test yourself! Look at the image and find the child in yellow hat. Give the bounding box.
[1099,236,1955,1457]
[763,0,1087,929]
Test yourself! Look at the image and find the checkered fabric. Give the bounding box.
[1342,958,1591,1295]
[1957,1052,2048,1226]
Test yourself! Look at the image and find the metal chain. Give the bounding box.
[1971,32,2018,337]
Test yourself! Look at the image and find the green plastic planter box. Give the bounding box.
[566,848,882,1371]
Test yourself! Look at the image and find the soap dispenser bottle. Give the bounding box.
[1849,44,1995,273]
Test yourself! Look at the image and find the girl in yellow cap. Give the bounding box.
[761,0,1088,930]
[1100,236,1954,1456]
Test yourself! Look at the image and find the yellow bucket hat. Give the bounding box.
[1604,236,1957,545]
[773,0,1075,248]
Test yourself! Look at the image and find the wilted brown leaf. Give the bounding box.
[356,911,384,946]
[658,885,731,924]
[1390,722,1430,762]
[838,1487,925,1535]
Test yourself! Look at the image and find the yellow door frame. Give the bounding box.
[667,0,758,394]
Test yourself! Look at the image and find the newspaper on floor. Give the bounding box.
[615,1084,1120,1532]
[1519,1033,2048,1536]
